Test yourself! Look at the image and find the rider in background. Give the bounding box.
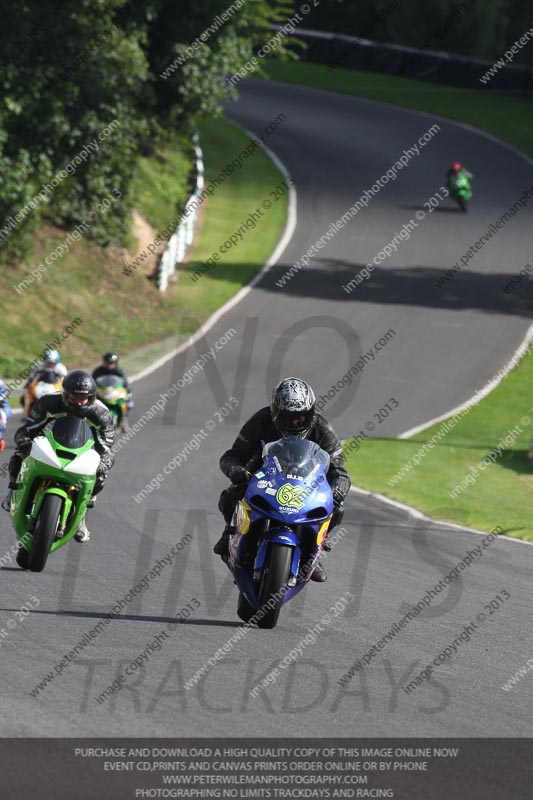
[92,352,134,410]
[20,348,67,409]
[447,161,473,185]
[213,377,351,583]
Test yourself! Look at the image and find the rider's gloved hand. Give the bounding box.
[229,466,251,485]
[95,464,109,493]
[332,487,345,508]
[16,437,32,453]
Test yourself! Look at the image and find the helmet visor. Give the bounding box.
[274,408,315,436]
[68,392,91,407]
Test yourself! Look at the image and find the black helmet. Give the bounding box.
[270,377,316,438]
[103,352,119,367]
[62,370,97,416]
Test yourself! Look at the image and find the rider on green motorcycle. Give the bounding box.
[447,161,473,188]
[447,162,473,211]
[92,352,134,410]
[2,370,114,543]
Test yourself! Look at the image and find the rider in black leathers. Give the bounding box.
[2,370,114,542]
[213,377,351,583]
[92,352,133,409]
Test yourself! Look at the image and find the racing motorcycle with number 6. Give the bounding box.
[225,436,334,629]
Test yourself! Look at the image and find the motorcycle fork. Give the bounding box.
[57,484,79,537]
[29,479,75,539]
[23,478,49,539]
[297,526,320,582]
[27,478,47,520]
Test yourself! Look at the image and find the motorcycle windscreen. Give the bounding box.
[262,436,330,479]
[96,375,124,389]
[34,369,61,398]
[51,416,94,449]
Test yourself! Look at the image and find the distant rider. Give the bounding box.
[2,370,114,542]
[213,377,351,583]
[447,161,473,185]
[92,352,134,410]
[20,348,67,408]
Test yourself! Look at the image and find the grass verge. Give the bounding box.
[132,143,191,234]
[344,345,533,541]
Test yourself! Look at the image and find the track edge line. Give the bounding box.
[349,484,533,547]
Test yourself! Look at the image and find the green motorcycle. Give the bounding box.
[9,416,100,572]
[95,374,128,431]
[448,171,472,212]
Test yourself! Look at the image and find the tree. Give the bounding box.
[143,0,295,125]
[0,0,296,261]
[503,0,533,65]
[300,0,512,60]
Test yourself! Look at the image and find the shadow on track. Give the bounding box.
[0,607,243,628]
[180,259,533,315]
[398,204,463,214]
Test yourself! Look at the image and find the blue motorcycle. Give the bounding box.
[227,436,334,629]
[0,379,12,453]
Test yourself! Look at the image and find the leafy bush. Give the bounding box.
[0,0,295,262]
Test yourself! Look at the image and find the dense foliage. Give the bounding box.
[1,0,530,262]
[304,0,533,63]
[0,0,293,261]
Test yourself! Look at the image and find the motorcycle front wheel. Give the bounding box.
[257,544,292,629]
[28,494,62,572]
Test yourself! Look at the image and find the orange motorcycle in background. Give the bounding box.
[23,370,63,417]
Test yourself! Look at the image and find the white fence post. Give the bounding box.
[156,132,204,292]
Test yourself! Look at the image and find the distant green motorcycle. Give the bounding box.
[448,170,472,212]
[95,374,128,431]
[9,416,100,572]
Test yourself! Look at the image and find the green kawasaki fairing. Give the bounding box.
[95,375,128,430]
[448,171,472,211]
[10,416,100,571]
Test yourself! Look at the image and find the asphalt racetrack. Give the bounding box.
[1,79,532,749]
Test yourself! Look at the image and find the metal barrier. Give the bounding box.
[156,133,204,292]
[290,27,533,94]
